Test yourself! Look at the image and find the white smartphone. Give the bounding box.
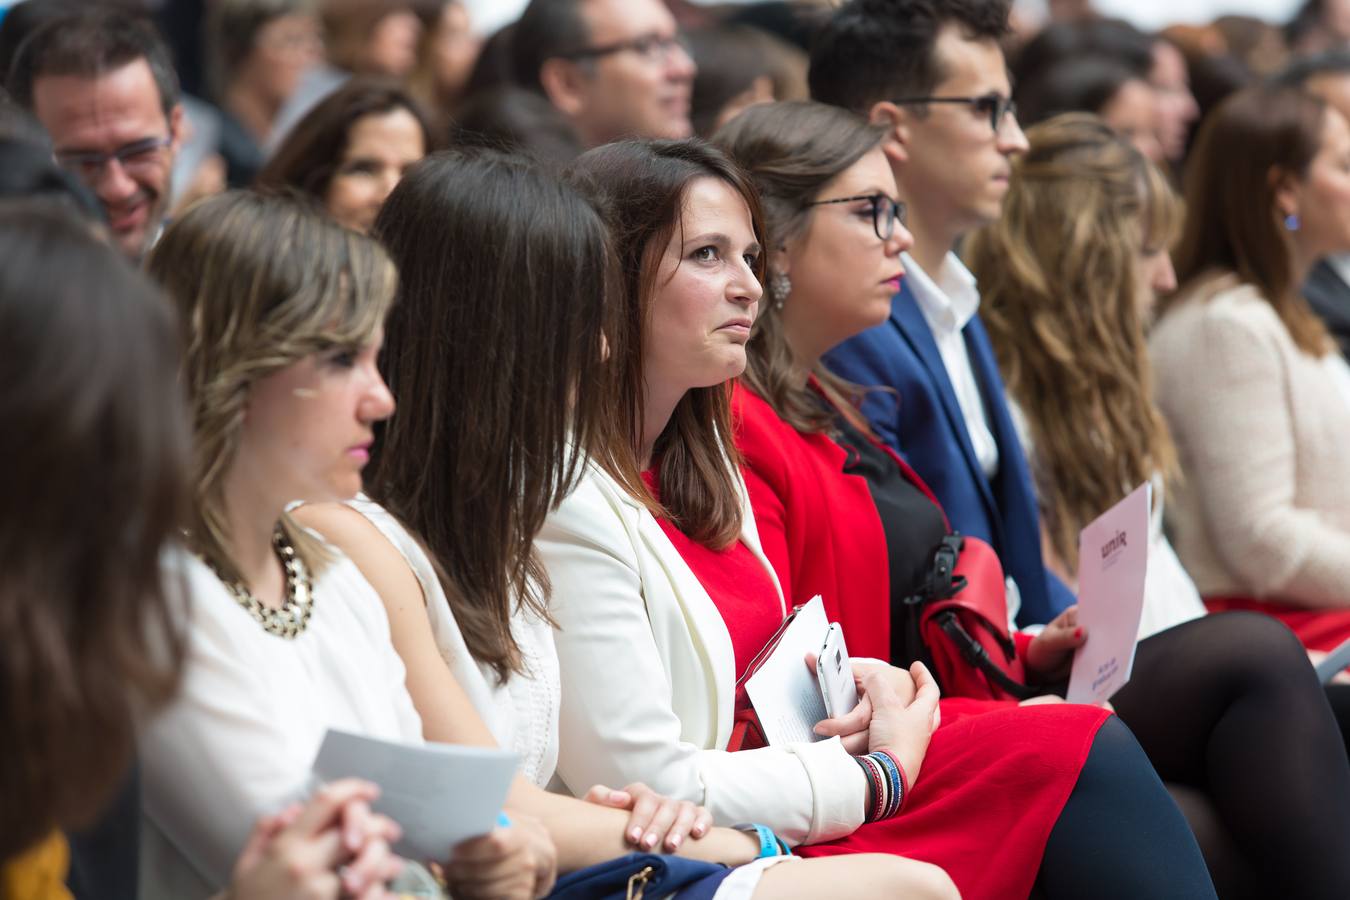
[816,623,860,718]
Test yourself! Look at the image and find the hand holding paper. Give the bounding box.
[311,729,519,864]
[1066,483,1152,705]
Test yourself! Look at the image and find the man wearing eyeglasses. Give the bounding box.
[511,0,696,148]
[8,9,182,262]
[810,0,1076,630]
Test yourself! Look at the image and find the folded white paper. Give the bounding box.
[745,595,830,746]
[1066,482,1152,705]
[311,729,518,863]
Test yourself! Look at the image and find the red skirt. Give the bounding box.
[792,697,1109,900]
[1205,596,1350,651]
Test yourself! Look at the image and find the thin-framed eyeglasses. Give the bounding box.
[805,193,907,241]
[56,136,173,181]
[890,93,1017,133]
[557,32,688,65]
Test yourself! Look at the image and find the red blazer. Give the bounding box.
[732,382,946,662]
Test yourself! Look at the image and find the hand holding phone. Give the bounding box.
[816,623,860,718]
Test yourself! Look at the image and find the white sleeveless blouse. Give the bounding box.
[346,497,561,786]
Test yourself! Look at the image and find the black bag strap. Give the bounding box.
[934,610,1039,701]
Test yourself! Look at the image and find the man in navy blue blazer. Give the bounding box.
[808,0,1074,626]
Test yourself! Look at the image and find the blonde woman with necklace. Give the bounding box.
[137,190,553,899]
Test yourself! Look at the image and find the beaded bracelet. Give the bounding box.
[852,750,908,822]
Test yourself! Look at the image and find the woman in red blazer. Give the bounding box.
[717,101,1350,898]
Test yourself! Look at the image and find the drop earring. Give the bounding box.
[770,272,791,310]
[1285,213,1301,232]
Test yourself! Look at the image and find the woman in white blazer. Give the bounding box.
[539,135,1218,900]
[1152,84,1350,655]
[298,150,952,899]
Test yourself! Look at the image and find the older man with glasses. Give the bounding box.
[7,8,183,263]
[511,0,696,149]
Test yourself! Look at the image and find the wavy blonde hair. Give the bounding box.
[147,191,397,583]
[968,114,1181,571]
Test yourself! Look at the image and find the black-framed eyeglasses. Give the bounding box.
[805,193,907,241]
[891,93,1017,133]
[557,32,688,65]
[55,136,172,180]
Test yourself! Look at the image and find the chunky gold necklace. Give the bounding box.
[210,529,315,639]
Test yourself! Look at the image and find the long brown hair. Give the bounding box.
[568,139,768,549]
[713,100,887,433]
[969,113,1181,570]
[1167,84,1332,356]
[369,150,620,680]
[0,205,188,863]
[148,190,398,584]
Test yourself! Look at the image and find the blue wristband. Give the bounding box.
[497,813,512,828]
[732,823,787,858]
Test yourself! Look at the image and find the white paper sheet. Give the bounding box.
[745,596,831,746]
[311,729,518,863]
[1066,482,1152,705]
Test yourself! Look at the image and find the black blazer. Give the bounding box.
[1303,259,1350,361]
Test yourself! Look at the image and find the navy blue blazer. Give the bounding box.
[824,276,1075,626]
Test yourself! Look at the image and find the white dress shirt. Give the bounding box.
[903,251,1000,479]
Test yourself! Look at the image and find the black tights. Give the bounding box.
[1321,682,1350,756]
[1035,716,1216,899]
[1112,612,1350,899]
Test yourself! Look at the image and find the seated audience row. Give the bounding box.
[9,0,1350,898]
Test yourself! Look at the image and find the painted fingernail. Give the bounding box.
[629,827,642,842]
[669,835,682,849]
[1074,627,1083,639]
[643,833,657,848]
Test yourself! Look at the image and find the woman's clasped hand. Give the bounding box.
[810,659,941,779]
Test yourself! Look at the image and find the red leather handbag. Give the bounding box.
[899,534,1042,701]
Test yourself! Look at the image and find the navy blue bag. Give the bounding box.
[546,853,732,900]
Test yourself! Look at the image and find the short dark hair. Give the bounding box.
[0,0,81,82]
[569,139,768,549]
[510,0,591,91]
[0,203,189,862]
[452,85,583,167]
[369,149,619,681]
[6,7,181,121]
[1016,57,1142,128]
[1274,49,1350,87]
[1010,18,1154,90]
[809,0,1011,112]
[257,77,435,201]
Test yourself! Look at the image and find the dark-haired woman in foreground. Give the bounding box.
[535,131,1215,900]
[298,148,955,898]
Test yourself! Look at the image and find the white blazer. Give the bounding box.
[537,463,867,847]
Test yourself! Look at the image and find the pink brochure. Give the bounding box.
[1066,482,1151,705]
